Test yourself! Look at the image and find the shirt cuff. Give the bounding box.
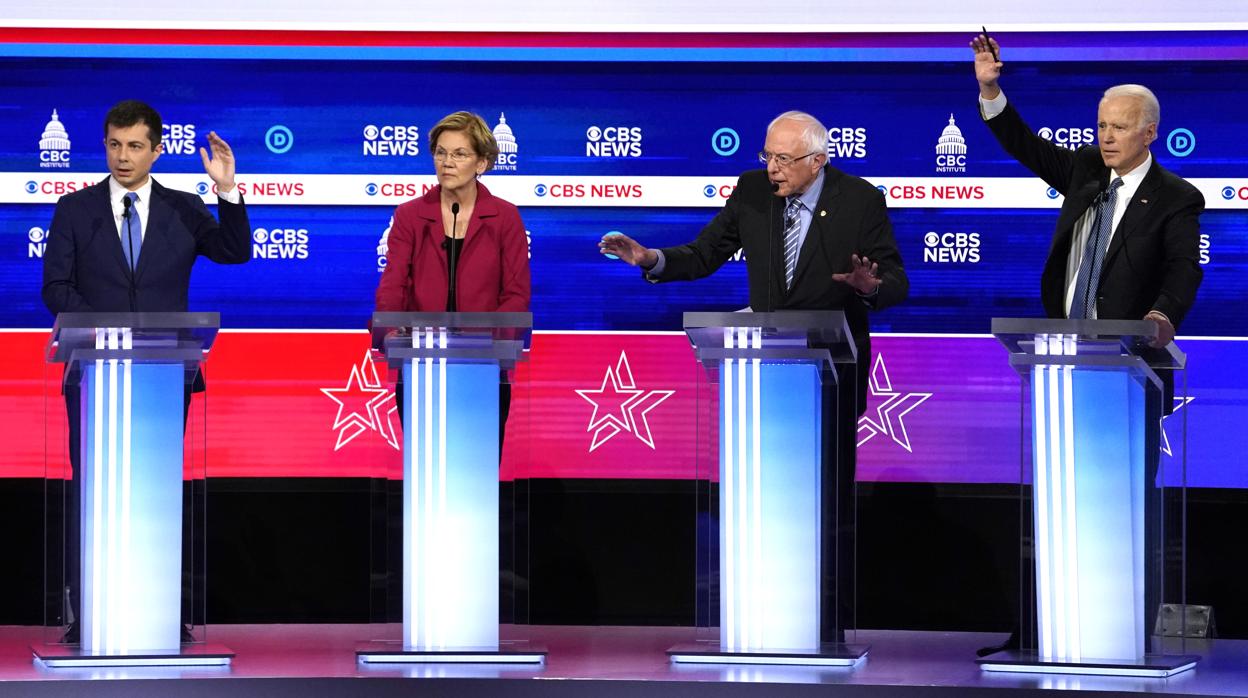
[217,188,241,205]
[643,249,666,277]
[979,90,1008,120]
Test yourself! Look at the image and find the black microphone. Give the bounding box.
[447,202,461,312]
[766,182,780,313]
[122,194,138,310]
[122,194,135,265]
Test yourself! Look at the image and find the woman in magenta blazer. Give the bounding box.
[375,111,530,313]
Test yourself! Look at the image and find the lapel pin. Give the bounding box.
[1140,199,1149,204]
[819,210,826,217]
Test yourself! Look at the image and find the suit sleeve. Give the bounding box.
[1152,186,1205,329]
[193,195,252,264]
[495,205,531,312]
[984,102,1081,196]
[374,206,416,312]
[859,187,908,311]
[651,177,746,282]
[41,198,94,315]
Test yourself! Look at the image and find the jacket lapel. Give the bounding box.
[1049,178,1104,265]
[791,167,840,288]
[1103,161,1162,268]
[134,180,170,284]
[89,179,133,278]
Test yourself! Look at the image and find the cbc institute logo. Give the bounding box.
[935,114,967,173]
[38,109,71,169]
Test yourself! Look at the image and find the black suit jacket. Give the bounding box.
[649,166,909,413]
[983,102,1203,328]
[42,177,251,315]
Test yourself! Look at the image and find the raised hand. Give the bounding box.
[598,232,657,268]
[970,34,1003,99]
[199,131,237,193]
[831,254,882,295]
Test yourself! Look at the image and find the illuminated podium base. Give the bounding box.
[667,642,868,667]
[977,649,1198,678]
[31,642,234,668]
[355,641,546,665]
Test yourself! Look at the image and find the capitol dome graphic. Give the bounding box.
[935,114,966,155]
[493,113,517,154]
[40,109,71,151]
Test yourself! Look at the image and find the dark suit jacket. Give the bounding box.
[42,177,251,392]
[650,166,909,413]
[983,102,1203,328]
[42,177,251,315]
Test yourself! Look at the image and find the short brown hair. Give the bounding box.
[428,111,498,173]
[104,100,162,149]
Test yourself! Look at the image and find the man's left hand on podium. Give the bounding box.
[1145,310,1175,348]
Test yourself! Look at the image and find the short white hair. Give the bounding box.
[767,111,828,155]
[1101,84,1160,127]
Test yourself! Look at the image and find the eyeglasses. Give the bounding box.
[433,148,476,163]
[758,151,819,168]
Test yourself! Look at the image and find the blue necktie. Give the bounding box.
[1069,177,1124,319]
[122,191,141,271]
[783,197,802,289]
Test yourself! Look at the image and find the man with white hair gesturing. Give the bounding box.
[600,110,908,643]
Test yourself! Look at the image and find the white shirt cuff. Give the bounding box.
[979,90,1008,120]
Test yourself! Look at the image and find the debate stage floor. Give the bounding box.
[1,624,1246,697]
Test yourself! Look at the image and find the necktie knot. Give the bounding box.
[1108,177,1124,193]
[125,192,139,205]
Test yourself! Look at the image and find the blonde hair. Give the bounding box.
[429,111,499,173]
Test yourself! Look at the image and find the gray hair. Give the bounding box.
[767,111,828,155]
[1101,84,1161,127]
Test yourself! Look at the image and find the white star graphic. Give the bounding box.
[1161,396,1195,457]
[320,351,400,451]
[575,351,675,452]
[856,353,932,452]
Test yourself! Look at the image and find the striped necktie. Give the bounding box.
[1069,177,1124,319]
[783,196,802,289]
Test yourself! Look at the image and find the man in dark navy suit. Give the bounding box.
[43,100,250,313]
[42,100,250,642]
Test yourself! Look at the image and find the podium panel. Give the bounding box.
[980,319,1196,678]
[671,311,865,667]
[359,313,544,664]
[38,313,228,668]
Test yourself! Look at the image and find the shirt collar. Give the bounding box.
[790,167,825,211]
[108,175,154,206]
[1113,152,1152,187]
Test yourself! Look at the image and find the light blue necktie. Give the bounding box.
[122,191,141,271]
[783,197,803,289]
[1069,177,1124,319]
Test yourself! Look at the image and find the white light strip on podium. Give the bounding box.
[120,329,133,655]
[722,328,735,650]
[90,329,105,652]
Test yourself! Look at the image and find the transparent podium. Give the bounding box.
[35,312,231,668]
[357,312,544,664]
[668,311,867,667]
[978,318,1197,677]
